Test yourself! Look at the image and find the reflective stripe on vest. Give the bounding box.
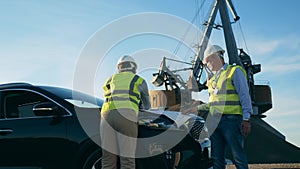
[101,72,144,115]
[207,65,246,115]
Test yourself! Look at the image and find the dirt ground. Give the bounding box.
[226,163,300,169]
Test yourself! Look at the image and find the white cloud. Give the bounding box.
[245,35,300,75]
[266,99,300,117]
[248,39,281,56]
[262,62,300,74]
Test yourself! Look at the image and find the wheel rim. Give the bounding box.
[91,157,102,169]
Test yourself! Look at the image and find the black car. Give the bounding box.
[0,82,211,169]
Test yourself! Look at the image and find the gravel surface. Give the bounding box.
[226,164,300,169]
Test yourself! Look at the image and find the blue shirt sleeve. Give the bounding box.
[232,67,253,120]
[138,80,151,110]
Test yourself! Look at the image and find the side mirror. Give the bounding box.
[33,102,63,116]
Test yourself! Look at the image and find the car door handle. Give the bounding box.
[0,129,13,136]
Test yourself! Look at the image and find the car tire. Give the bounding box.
[81,148,102,169]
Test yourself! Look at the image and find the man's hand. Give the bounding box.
[241,120,251,137]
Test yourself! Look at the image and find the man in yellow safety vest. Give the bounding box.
[100,55,151,169]
[184,45,252,169]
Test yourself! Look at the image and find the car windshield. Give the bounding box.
[39,86,103,108]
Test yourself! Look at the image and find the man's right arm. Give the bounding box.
[139,80,151,110]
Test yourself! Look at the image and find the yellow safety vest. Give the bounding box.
[207,65,246,115]
[101,72,144,115]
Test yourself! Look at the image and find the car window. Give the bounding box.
[3,90,62,119]
[40,86,103,108]
[65,99,100,108]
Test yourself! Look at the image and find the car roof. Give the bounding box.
[0,82,33,89]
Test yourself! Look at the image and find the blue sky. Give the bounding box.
[1,0,300,148]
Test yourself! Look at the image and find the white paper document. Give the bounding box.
[140,109,196,127]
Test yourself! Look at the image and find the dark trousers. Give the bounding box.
[100,109,138,169]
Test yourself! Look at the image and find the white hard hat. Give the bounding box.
[117,55,137,71]
[204,45,225,59]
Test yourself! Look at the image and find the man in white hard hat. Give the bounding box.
[100,55,151,169]
[184,45,253,169]
[203,45,225,77]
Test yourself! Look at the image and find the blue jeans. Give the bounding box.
[210,114,249,169]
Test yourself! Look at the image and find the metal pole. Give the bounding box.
[226,0,240,21]
[192,0,219,77]
[218,0,242,65]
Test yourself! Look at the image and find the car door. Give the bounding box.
[0,89,71,168]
